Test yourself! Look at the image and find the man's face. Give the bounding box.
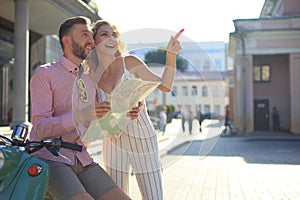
[70,24,94,60]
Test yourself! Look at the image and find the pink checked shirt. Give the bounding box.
[30,56,96,166]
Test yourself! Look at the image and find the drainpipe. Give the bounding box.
[238,32,247,132]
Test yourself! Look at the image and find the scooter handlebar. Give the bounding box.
[60,141,82,152]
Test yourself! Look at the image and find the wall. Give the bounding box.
[253,54,290,131]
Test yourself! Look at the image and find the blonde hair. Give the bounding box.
[83,20,124,75]
[92,20,124,56]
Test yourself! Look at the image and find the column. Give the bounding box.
[290,54,300,134]
[12,0,30,127]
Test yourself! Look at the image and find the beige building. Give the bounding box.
[127,41,229,118]
[229,0,300,134]
[169,71,228,117]
[147,68,229,119]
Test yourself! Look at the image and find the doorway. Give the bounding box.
[254,99,269,131]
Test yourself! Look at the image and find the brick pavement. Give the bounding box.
[129,124,300,200]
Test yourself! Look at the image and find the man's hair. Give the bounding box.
[58,16,91,49]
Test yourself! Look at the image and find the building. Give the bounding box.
[229,0,300,134]
[127,41,227,72]
[0,0,101,126]
[146,67,228,119]
[127,41,229,119]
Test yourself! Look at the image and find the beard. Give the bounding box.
[71,38,88,60]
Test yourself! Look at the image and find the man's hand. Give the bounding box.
[95,101,111,119]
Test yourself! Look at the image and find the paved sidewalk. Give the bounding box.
[129,121,300,200]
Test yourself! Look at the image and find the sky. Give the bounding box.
[94,0,265,43]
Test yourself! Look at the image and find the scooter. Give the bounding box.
[0,124,82,200]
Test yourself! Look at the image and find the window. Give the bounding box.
[214,105,220,115]
[211,86,218,97]
[202,86,208,97]
[253,65,270,82]
[204,105,210,114]
[182,86,188,96]
[172,86,177,96]
[192,86,198,96]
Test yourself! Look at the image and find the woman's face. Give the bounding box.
[94,24,119,55]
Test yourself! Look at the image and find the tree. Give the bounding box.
[144,49,188,72]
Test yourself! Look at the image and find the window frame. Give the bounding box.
[253,65,271,83]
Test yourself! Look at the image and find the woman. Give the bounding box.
[91,20,183,200]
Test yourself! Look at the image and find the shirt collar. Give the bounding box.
[60,56,80,74]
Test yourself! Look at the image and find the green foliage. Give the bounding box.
[144,49,188,72]
[167,104,175,114]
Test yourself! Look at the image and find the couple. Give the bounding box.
[30,16,183,200]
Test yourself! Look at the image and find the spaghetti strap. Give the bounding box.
[122,56,132,79]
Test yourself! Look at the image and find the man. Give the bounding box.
[197,110,204,132]
[30,16,132,200]
[159,106,167,135]
[223,105,232,135]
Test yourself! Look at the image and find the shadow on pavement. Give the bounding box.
[167,136,300,165]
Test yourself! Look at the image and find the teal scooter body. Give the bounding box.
[0,145,49,200]
[0,124,82,199]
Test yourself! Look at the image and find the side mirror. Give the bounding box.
[11,124,28,143]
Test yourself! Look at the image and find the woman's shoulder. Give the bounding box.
[123,54,146,69]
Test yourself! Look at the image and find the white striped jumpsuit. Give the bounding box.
[98,59,164,200]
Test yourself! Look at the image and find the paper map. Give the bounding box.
[83,78,160,141]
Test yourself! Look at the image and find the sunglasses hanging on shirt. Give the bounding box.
[76,65,88,103]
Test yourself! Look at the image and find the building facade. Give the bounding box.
[229,0,300,134]
[146,67,229,120]
[128,41,227,72]
[127,41,229,119]
[125,41,229,117]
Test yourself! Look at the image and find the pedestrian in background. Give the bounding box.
[197,110,204,132]
[159,106,168,135]
[224,105,232,134]
[187,109,193,135]
[272,106,280,131]
[181,109,186,133]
